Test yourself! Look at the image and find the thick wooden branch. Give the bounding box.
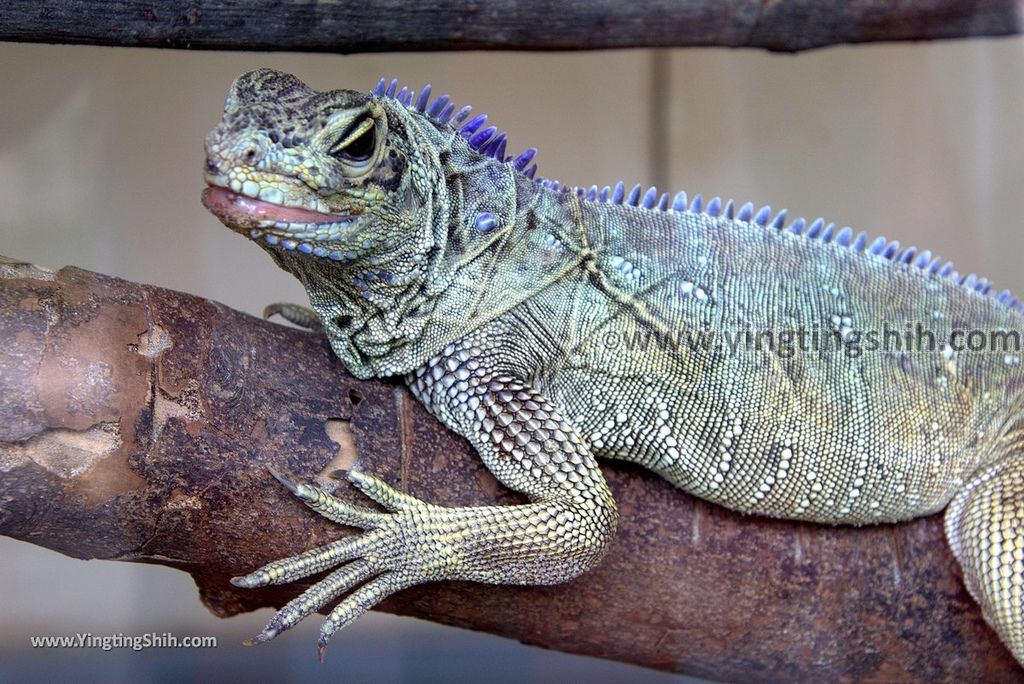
[1,0,1021,53]
[0,255,1018,681]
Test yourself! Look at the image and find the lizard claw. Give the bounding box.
[267,465,303,496]
[230,574,261,589]
[242,624,281,646]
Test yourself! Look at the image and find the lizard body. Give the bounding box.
[202,69,1024,664]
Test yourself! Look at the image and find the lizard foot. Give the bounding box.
[232,468,436,658]
[263,302,323,333]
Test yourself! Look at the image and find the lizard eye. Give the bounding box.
[330,118,376,164]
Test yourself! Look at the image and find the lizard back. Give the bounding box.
[487,182,1024,525]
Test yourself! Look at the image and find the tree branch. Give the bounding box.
[0,255,1017,681]
[0,0,1021,54]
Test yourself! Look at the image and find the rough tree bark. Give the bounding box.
[0,256,1019,682]
[0,0,1021,54]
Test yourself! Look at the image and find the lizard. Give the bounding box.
[201,68,1024,664]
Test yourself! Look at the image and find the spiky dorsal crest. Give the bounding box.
[371,77,1022,314]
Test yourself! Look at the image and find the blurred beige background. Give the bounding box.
[1,37,1022,682]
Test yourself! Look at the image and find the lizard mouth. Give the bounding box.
[202,183,361,258]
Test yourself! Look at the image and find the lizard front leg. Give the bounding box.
[232,343,618,656]
[263,302,324,333]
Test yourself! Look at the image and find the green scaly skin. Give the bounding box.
[203,69,1024,663]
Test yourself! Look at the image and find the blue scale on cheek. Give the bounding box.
[313,246,328,257]
[298,243,313,254]
[475,212,498,233]
[265,234,279,245]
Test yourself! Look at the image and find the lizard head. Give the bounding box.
[202,69,542,376]
[202,68,434,275]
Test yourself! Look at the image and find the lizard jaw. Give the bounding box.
[202,184,361,258]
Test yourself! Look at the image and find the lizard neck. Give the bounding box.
[313,159,592,379]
